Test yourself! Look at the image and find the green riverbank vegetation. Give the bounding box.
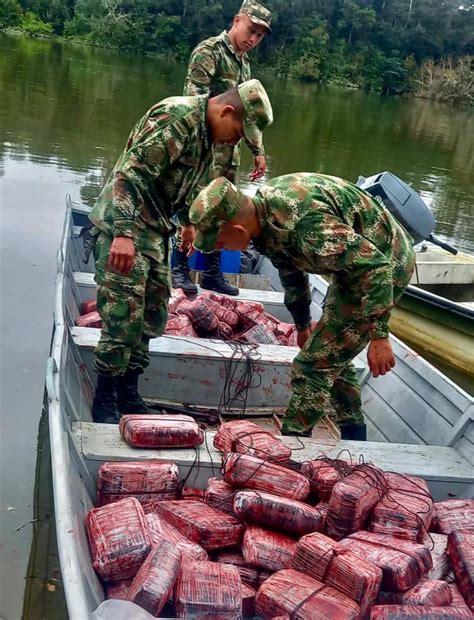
[1,0,473,103]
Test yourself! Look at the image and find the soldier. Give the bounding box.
[173,0,272,296]
[87,80,273,423]
[189,173,416,440]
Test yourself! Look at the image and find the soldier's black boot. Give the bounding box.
[172,250,198,295]
[116,368,149,415]
[201,251,239,296]
[340,422,367,441]
[91,374,120,424]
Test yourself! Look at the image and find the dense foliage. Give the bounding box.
[1,0,473,100]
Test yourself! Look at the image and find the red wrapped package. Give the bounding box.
[242,526,297,572]
[178,298,219,334]
[233,490,325,537]
[370,473,434,542]
[106,579,132,600]
[255,569,360,619]
[274,321,295,340]
[85,497,152,581]
[339,531,432,592]
[81,299,97,314]
[447,529,474,610]
[119,414,203,448]
[127,540,181,616]
[233,300,265,323]
[370,605,472,618]
[216,321,233,340]
[174,561,242,619]
[291,531,382,617]
[155,500,244,550]
[164,314,197,337]
[214,550,272,589]
[145,513,208,563]
[301,458,353,501]
[239,324,280,345]
[181,487,207,502]
[96,461,179,507]
[223,453,309,501]
[242,583,256,618]
[168,290,186,313]
[206,478,237,516]
[377,578,452,606]
[431,499,474,534]
[75,310,102,328]
[449,584,473,613]
[202,296,239,328]
[426,533,451,580]
[214,420,292,465]
[326,464,386,539]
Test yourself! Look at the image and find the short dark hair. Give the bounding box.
[215,87,244,117]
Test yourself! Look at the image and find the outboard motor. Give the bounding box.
[356,172,457,254]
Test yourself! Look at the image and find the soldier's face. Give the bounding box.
[212,107,245,146]
[232,14,267,53]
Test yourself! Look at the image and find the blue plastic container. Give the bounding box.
[185,250,240,273]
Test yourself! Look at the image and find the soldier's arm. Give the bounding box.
[296,205,394,339]
[271,255,312,332]
[183,46,217,96]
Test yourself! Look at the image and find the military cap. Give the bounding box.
[190,177,247,253]
[238,79,273,153]
[239,0,272,31]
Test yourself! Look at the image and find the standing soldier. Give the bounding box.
[172,0,272,296]
[189,173,416,440]
[87,81,273,423]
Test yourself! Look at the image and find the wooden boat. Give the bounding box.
[46,199,473,617]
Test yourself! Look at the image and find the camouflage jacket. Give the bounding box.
[89,96,213,260]
[252,173,414,338]
[183,31,263,157]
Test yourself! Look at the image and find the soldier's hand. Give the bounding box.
[109,236,135,276]
[367,338,395,378]
[249,155,267,181]
[296,321,317,349]
[179,225,196,257]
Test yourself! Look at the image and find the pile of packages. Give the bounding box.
[85,420,474,618]
[75,292,298,346]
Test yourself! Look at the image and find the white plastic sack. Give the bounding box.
[91,599,173,619]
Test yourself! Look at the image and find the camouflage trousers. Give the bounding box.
[283,249,415,434]
[93,233,171,376]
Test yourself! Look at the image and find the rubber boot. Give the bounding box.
[172,250,198,295]
[340,422,367,441]
[116,368,149,415]
[91,374,120,424]
[201,252,239,296]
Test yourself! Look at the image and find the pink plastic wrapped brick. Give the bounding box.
[216,321,233,340]
[214,550,272,589]
[449,584,473,613]
[75,310,102,328]
[223,453,309,501]
[255,569,360,619]
[155,500,244,550]
[233,490,325,537]
[242,583,256,618]
[370,605,472,618]
[174,561,242,619]
[377,578,452,606]
[106,579,132,600]
[164,314,197,337]
[181,487,207,502]
[214,420,292,465]
[119,414,203,448]
[291,531,382,617]
[85,497,152,581]
[242,526,297,572]
[301,458,353,502]
[177,298,219,334]
[81,299,97,314]
[239,324,280,345]
[339,531,432,592]
[127,540,181,616]
[96,461,179,507]
[326,464,386,540]
[202,296,239,328]
[432,499,474,534]
[145,513,208,563]
[206,478,237,516]
[370,473,434,543]
[168,291,186,313]
[447,529,474,610]
[233,300,264,324]
[426,533,451,580]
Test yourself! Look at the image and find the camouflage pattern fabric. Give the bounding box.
[93,232,171,376]
[239,0,272,30]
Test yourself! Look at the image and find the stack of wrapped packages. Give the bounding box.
[85,419,474,618]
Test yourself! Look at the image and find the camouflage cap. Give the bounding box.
[238,79,273,152]
[190,177,247,253]
[239,0,272,31]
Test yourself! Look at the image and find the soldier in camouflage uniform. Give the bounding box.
[173,0,272,296]
[189,173,416,439]
[87,80,273,423]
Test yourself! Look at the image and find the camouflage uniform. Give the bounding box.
[190,173,416,433]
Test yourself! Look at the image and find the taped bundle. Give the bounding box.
[177,298,219,334]
[326,464,386,539]
[239,324,280,345]
[127,540,181,617]
[174,561,242,619]
[85,497,152,581]
[431,499,474,534]
[201,296,239,328]
[164,314,197,337]
[75,310,102,328]
[426,533,451,580]
[214,420,292,465]
[339,531,432,592]
[447,529,474,610]
[223,453,309,501]
[255,569,360,619]
[214,550,272,589]
[449,584,473,613]
[181,487,207,502]
[145,513,208,563]
[370,473,433,542]
[155,500,244,551]
[241,583,256,618]
[119,414,203,448]
[377,579,452,606]
[291,531,382,617]
[301,458,353,501]
[370,605,473,618]
[233,490,325,536]
[242,525,297,572]
[96,461,179,507]
[106,579,132,600]
[206,478,237,516]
